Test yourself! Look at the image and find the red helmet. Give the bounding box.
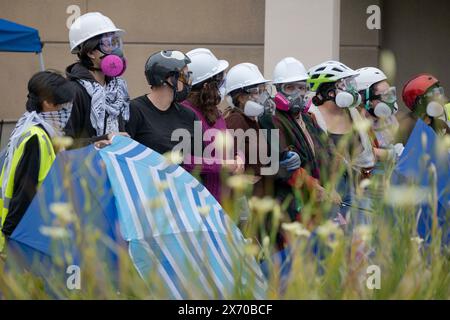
[402,74,439,110]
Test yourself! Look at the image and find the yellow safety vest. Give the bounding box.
[0,125,56,250]
[445,103,450,120]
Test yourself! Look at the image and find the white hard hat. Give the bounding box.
[272,57,308,84]
[354,67,387,92]
[186,48,229,86]
[69,12,124,53]
[225,63,270,95]
[307,60,359,92]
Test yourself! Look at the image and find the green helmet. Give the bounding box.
[307,60,359,92]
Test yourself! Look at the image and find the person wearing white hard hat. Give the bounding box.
[223,63,275,198]
[355,67,403,162]
[64,12,130,149]
[180,48,243,202]
[258,57,341,223]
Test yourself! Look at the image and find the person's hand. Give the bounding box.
[329,189,342,205]
[233,154,245,174]
[94,140,112,148]
[313,184,341,205]
[393,143,404,157]
[107,132,130,140]
[224,155,245,174]
[280,151,301,171]
[313,184,327,202]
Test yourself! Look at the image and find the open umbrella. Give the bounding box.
[8,136,267,299]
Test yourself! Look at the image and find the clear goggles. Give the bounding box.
[280,81,309,96]
[335,76,358,92]
[372,86,397,104]
[424,86,445,100]
[98,32,123,55]
[244,83,273,98]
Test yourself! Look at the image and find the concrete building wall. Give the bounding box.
[339,0,450,111]
[1,0,449,137]
[0,0,265,121]
[264,0,340,79]
[339,0,381,69]
[381,0,450,99]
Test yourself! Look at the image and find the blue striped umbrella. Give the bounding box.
[99,136,267,299]
[10,136,266,299]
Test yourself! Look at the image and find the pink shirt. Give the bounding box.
[180,100,227,202]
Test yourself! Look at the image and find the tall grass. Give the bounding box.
[0,119,449,300]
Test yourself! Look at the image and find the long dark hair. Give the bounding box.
[26,70,75,112]
[187,79,222,125]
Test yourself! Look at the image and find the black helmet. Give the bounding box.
[144,50,191,86]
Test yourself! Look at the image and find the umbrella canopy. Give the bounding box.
[8,136,267,299]
[0,18,43,53]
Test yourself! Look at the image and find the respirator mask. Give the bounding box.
[335,76,362,108]
[97,32,127,77]
[366,86,399,118]
[274,81,308,114]
[243,84,275,117]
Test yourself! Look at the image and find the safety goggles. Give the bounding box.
[98,32,123,55]
[372,86,397,104]
[244,83,273,97]
[425,86,445,99]
[335,76,358,92]
[280,81,309,96]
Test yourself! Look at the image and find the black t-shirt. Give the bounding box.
[126,95,198,155]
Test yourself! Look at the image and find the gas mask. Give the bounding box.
[335,76,361,108]
[98,33,127,77]
[274,92,305,114]
[366,86,399,118]
[275,81,308,114]
[423,87,447,119]
[243,100,265,117]
[243,85,275,117]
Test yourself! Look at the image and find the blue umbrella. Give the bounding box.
[9,136,267,299]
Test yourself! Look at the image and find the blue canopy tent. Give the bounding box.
[0,18,45,70]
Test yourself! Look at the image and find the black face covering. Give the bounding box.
[174,84,191,102]
[167,74,191,103]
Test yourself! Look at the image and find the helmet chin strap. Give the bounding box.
[365,88,378,117]
[164,74,180,104]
